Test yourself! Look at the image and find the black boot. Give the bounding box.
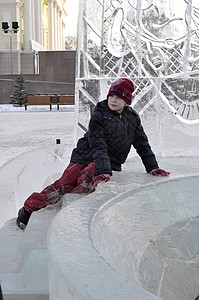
[16,207,32,230]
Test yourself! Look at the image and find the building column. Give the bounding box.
[48,0,54,50]
[53,2,56,49]
[31,0,35,40]
[24,0,33,50]
[58,9,61,49]
[62,20,66,50]
[61,19,63,50]
[54,4,58,49]
[35,0,42,45]
[60,12,63,49]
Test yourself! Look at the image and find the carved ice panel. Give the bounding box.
[75,0,199,156]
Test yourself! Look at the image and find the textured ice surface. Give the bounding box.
[48,156,199,300]
[91,175,199,300]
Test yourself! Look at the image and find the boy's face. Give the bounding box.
[108,95,129,113]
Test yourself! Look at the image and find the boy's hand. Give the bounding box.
[91,174,111,187]
[150,168,170,176]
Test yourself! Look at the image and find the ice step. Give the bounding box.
[0,218,25,273]
[0,205,59,274]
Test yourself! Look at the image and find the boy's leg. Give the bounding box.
[16,162,97,230]
[17,162,85,229]
[71,161,97,193]
[24,162,85,212]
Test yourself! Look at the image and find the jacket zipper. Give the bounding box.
[120,113,128,140]
[120,113,123,140]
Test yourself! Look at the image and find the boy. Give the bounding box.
[17,78,170,229]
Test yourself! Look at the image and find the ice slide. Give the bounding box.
[0,145,199,299]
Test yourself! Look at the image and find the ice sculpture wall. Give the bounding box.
[75,0,199,156]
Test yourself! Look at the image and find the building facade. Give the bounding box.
[0,0,67,74]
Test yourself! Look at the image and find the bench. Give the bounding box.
[59,95,75,106]
[25,95,75,110]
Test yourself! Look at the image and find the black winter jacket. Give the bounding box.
[70,100,158,175]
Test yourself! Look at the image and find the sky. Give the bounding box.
[65,0,79,36]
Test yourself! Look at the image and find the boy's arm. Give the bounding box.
[88,112,112,175]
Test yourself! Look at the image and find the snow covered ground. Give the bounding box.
[0,105,75,168]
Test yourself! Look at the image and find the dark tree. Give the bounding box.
[11,74,27,107]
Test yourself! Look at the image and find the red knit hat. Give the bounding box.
[107,78,135,105]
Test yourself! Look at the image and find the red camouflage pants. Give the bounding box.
[24,161,97,212]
